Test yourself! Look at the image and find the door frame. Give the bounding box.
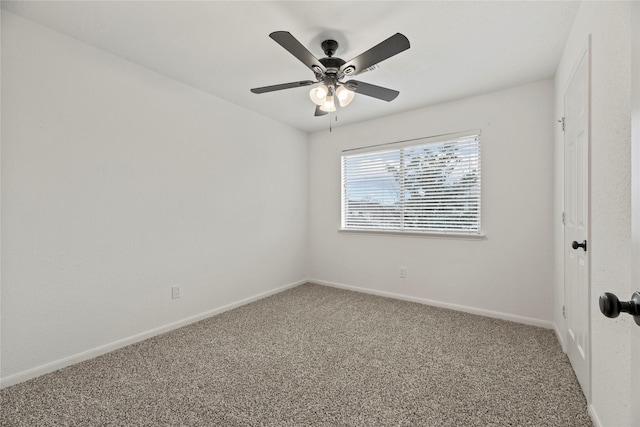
[562,37,592,401]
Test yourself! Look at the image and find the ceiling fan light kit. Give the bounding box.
[250,31,410,121]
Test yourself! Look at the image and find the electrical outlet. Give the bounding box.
[171,285,181,299]
[400,267,407,278]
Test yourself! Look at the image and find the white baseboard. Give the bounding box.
[553,323,566,351]
[0,279,306,389]
[310,279,554,329]
[588,404,602,427]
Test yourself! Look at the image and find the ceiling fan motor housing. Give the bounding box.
[319,56,346,82]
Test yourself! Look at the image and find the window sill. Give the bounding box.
[338,228,486,240]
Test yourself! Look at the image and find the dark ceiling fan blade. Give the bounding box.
[269,31,327,74]
[314,105,328,116]
[251,80,315,94]
[340,33,410,76]
[344,80,399,102]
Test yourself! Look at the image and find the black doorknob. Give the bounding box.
[599,292,640,326]
[572,240,587,251]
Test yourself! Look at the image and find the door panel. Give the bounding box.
[564,46,590,396]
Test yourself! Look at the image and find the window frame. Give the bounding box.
[340,131,484,239]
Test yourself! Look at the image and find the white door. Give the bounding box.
[564,46,590,397]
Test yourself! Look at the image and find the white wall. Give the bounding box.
[554,2,633,426]
[308,80,555,325]
[0,12,309,385]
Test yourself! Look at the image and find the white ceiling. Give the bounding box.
[1,1,580,133]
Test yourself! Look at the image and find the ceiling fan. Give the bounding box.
[250,31,410,116]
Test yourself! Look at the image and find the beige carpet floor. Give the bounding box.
[1,283,591,426]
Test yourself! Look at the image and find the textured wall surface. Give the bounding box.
[1,12,309,382]
[631,2,640,423]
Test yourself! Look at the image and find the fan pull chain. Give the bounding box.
[329,107,338,132]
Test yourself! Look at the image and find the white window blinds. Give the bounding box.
[341,134,481,234]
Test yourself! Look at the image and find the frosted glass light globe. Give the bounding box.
[319,95,337,112]
[336,86,355,107]
[309,85,329,106]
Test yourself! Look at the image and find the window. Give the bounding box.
[341,133,481,235]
